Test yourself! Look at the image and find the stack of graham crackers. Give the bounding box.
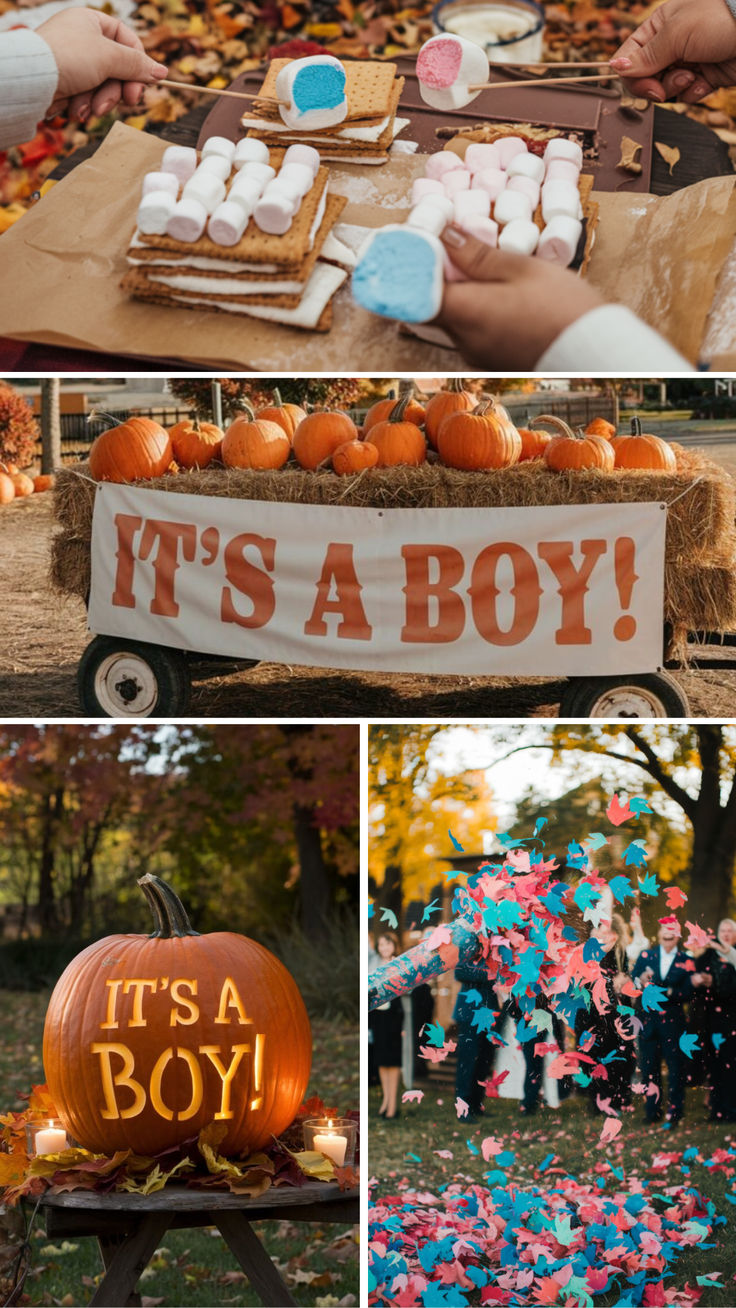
[121,148,354,331]
[241,59,409,165]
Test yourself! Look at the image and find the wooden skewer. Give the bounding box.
[503,59,614,69]
[468,71,619,90]
[159,78,283,105]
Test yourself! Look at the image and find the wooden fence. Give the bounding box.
[36,408,191,465]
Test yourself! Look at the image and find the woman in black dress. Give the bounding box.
[372,931,404,1120]
[708,918,736,1123]
[576,914,636,1114]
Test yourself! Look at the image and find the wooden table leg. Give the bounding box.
[97,1233,142,1308]
[216,1211,298,1307]
[89,1213,171,1308]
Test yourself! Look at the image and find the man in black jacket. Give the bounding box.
[631,919,699,1127]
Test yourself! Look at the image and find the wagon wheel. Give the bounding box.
[77,637,191,718]
[558,671,690,719]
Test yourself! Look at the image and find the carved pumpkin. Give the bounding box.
[613,417,677,471]
[255,389,306,441]
[539,415,615,472]
[368,395,427,467]
[10,471,34,497]
[292,411,358,470]
[221,402,291,470]
[437,397,521,470]
[424,379,476,449]
[585,416,617,441]
[363,394,426,435]
[168,416,223,469]
[0,471,14,504]
[32,475,55,493]
[332,439,379,475]
[42,875,311,1157]
[89,419,173,484]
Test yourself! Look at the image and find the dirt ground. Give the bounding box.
[4,459,736,720]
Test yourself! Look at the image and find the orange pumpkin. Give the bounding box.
[89,419,173,483]
[517,424,552,462]
[32,474,55,493]
[221,402,290,470]
[42,875,311,1158]
[363,394,426,435]
[585,416,617,441]
[332,439,380,475]
[368,394,427,467]
[437,397,521,470]
[424,379,476,449]
[292,411,358,470]
[0,472,15,504]
[10,472,34,497]
[613,417,677,471]
[539,415,615,472]
[2,462,20,476]
[168,415,223,469]
[255,389,306,441]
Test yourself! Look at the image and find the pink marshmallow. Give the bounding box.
[453,190,491,223]
[496,137,528,170]
[464,142,502,174]
[471,167,507,202]
[161,145,197,185]
[537,215,583,266]
[411,177,445,204]
[442,170,471,196]
[207,200,248,246]
[507,175,540,209]
[444,214,498,281]
[545,158,582,186]
[166,197,207,243]
[424,152,466,180]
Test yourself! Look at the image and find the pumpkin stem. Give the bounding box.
[138,874,200,938]
[389,393,414,423]
[232,398,255,422]
[631,416,642,436]
[272,388,284,408]
[448,377,467,394]
[87,410,124,431]
[532,414,576,440]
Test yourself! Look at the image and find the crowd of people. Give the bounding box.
[369,909,736,1128]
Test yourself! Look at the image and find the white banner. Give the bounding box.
[88,485,667,676]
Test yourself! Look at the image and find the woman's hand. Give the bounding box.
[609,0,736,103]
[435,225,604,369]
[37,8,168,121]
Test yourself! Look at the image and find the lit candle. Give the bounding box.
[34,1121,68,1155]
[312,1120,347,1166]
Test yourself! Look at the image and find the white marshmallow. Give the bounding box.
[137,190,177,235]
[493,189,533,226]
[276,55,348,130]
[263,179,301,213]
[442,169,471,197]
[228,174,266,216]
[238,161,277,188]
[233,137,271,167]
[496,137,528,170]
[142,171,179,199]
[254,191,295,235]
[506,152,545,185]
[201,136,236,165]
[283,143,321,176]
[208,200,248,246]
[407,196,454,236]
[507,175,540,209]
[424,151,466,180]
[498,218,540,255]
[415,34,489,110]
[197,154,232,182]
[541,179,582,223]
[537,215,583,266]
[453,190,491,223]
[166,197,208,243]
[182,171,227,215]
[545,158,582,186]
[161,145,197,185]
[544,138,584,170]
[411,177,445,204]
[464,142,502,174]
[277,161,314,197]
[471,167,507,203]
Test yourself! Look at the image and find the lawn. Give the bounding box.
[369,1080,736,1305]
[0,989,359,1307]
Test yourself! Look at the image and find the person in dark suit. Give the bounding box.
[631,919,705,1126]
[453,959,499,1121]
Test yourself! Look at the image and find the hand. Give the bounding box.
[639,967,654,986]
[37,8,168,122]
[613,972,626,993]
[435,225,604,370]
[609,0,736,104]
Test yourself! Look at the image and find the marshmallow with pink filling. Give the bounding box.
[499,218,540,255]
[208,200,249,246]
[464,142,502,173]
[537,215,583,266]
[161,145,197,185]
[276,55,348,130]
[493,189,533,226]
[471,167,507,203]
[166,197,208,243]
[142,171,179,199]
[416,34,489,110]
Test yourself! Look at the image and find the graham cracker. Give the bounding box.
[254,58,398,125]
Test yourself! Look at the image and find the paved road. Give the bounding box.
[629,417,736,445]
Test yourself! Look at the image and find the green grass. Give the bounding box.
[369,1082,736,1305]
[1,990,359,1307]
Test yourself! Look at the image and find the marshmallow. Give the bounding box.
[202,136,236,165]
[227,174,266,216]
[544,138,584,170]
[276,55,348,130]
[496,136,529,170]
[233,137,271,167]
[415,34,489,110]
[263,178,301,213]
[197,154,232,182]
[142,171,179,199]
[283,143,321,177]
[541,179,582,223]
[537,215,583,266]
[353,224,445,322]
[137,189,177,235]
[493,189,533,226]
[444,213,498,281]
[545,158,582,186]
[471,167,507,203]
[453,190,491,223]
[407,195,454,236]
[464,142,502,174]
[182,171,227,215]
[161,145,197,185]
[238,161,277,189]
[498,218,540,256]
[166,197,208,243]
[507,175,540,209]
[424,151,466,180]
[442,169,471,197]
[254,190,295,235]
[208,200,249,246]
[277,161,315,197]
[506,152,545,185]
[411,177,445,204]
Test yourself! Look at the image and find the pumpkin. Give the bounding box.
[89,418,173,484]
[332,439,379,475]
[539,415,615,472]
[437,396,522,470]
[2,462,20,475]
[424,378,476,449]
[517,422,552,462]
[32,475,55,493]
[10,471,34,497]
[168,415,223,469]
[585,416,617,441]
[0,471,14,504]
[368,394,427,467]
[221,401,290,470]
[255,389,306,441]
[292,410,358,470]
[613,417,677,471]
[363,393,426,435]
[42,874,311,1158]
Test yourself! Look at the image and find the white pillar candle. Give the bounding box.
[35,1124,68,1155]
[313,1130,347,1166]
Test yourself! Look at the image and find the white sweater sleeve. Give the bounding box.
[536,304,692,371]
[0,28,58,150]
